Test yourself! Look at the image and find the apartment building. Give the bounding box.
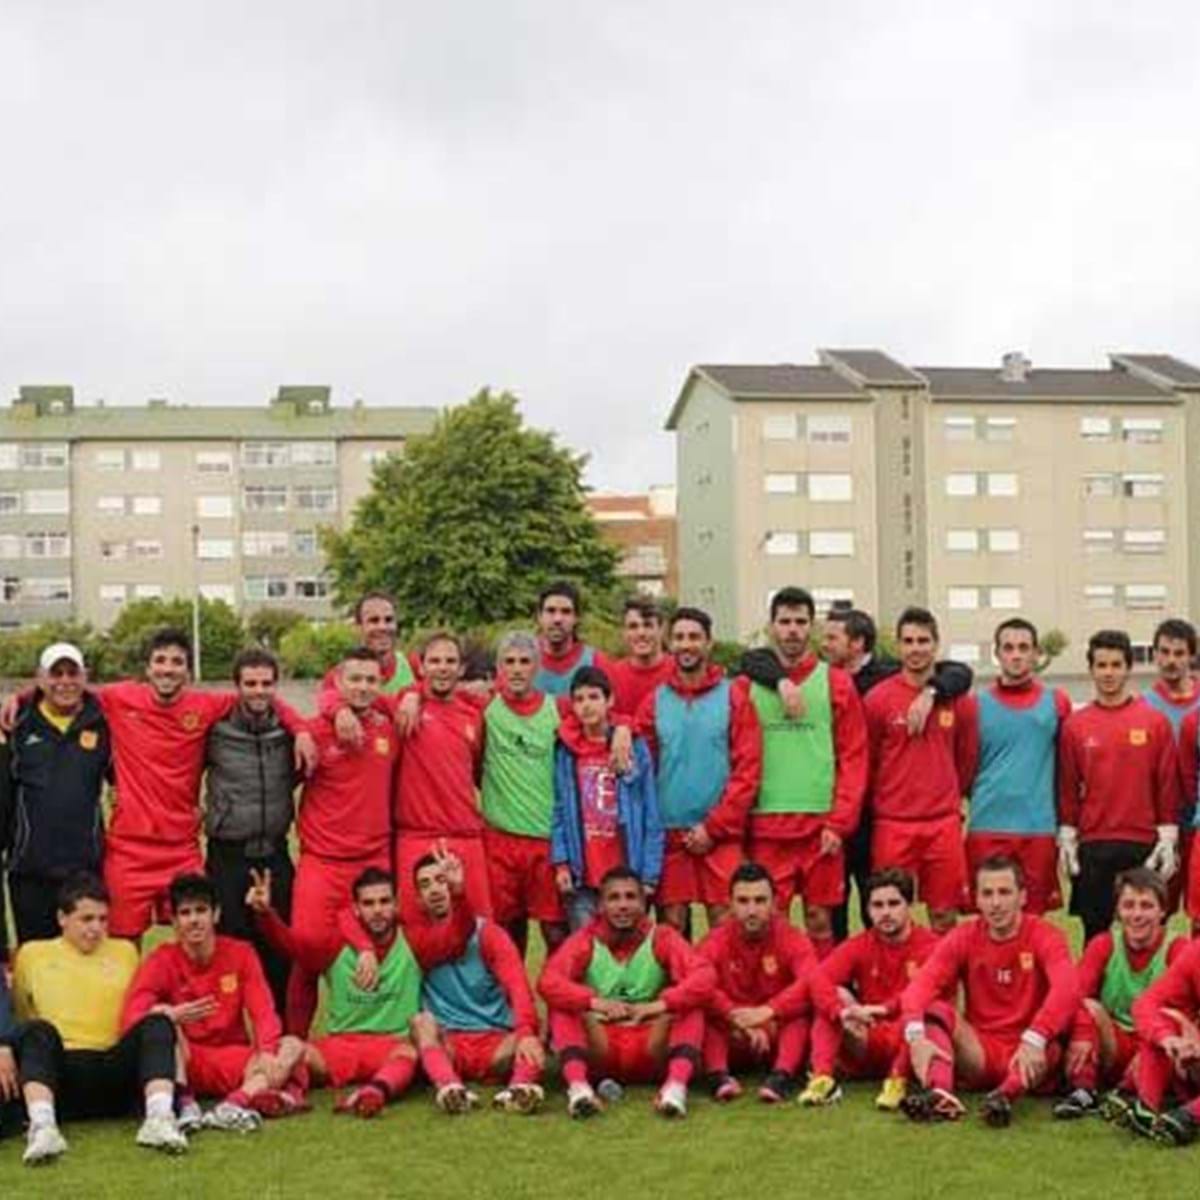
[588,486,679,598]
[668,350,1200,674]
[0,385,436,627]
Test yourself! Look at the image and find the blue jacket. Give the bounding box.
[551,736,663,889]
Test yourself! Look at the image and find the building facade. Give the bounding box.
[588,486,678,598]
[668,350,1200,674]
[0,385,436,628]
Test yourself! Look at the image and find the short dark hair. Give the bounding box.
[570,665,612,699]
[599,865,642,892]
[729,861,774,893]
[975,853,1024,887]
[538,581,581,613]
[1154,618,1198,657]
[168,873,218,913]
[146,627,192,669]
[670,606,713,638]
[1114,865,1168,910]
[1087,629,1133,668]
[232,646,279,685]
[460,641,495,683]
[421,630,463,660]
[864,867,915,905]
[342,644,382,668]
[769,587,815,621]
[994,617,1038,648]
[622,596,662,623]
[57,871,109,915]
[896,606,939,642]
[825,608,877,655]
[354,866,396,897]
[353,591,398,623]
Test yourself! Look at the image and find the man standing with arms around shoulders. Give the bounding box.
[320,591,420,698]
[533,581,615,700]
[608,598,674,717]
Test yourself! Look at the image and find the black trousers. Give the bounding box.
[8,873,67,945]
[15,1014,176,1120]
[206,839,294,1018]
[831,815,873,942]
[1071,839,1150,943]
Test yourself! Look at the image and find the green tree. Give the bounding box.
[106,597,245,680]
[246,607,307,650]
[278,621,360,679]
[323,390,619,630]
[1037,628,1069,673]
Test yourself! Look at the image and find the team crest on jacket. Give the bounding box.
[1019,952,1034,971]
[79,730,98,750]
[374,737,390,756]
[939,711,955,729]
[1129,728,1147,746]
[220,973,239,994]
[181,711,200,732]
[762,954,778,976]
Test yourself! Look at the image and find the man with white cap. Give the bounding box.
[4,643,111,945]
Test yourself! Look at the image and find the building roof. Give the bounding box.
[1110,354,1200,389]
[695,364,862,398]
[914,367,1172,402]
[820,349,925,387]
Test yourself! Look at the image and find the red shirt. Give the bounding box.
[864,674,971,823]
[573,740,623,887]
[298,710,397,860]
[1177,709,1200,810]
[698,914,837,1021]
[392,686,485,835]
[957,679,1074,789]
[318,649,422,699]
[1058,698,1179,843]
[900,914,1079,1041]
[816,924,940,1021]
[121,935,280,1051]
[1076,928,1186,1002]
[609,656,675,719]
[1134,941,1200,1044]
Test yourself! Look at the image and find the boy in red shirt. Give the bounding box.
[801,867,939,1110]
[122,874,307,1131]
[1058,630,1180,942]
[864,607,972,934]
[698,862,834,1104]
[900,855,1079,1127]
[607,597,674,718]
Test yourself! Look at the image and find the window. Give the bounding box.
[290,441,336,467]
[1084,584,1116,609]
[984,417,1016,442]
[197,538,234,560]
[99,583,127,604]
[943,415,976,442]
[764,473,798,495]
[1123,528,1166,555]
[132,495,162,516]
[134,584,163,600]
[946,529,979,552]
[95,449,126,471]
[1123,417,1164,444]
[988,529,1021,553]
[1080,416,1113,442]
[0,536,19,559]
[241,441,289,468]
[990,586,1022,610]
[293,530,318,556]
[807,473,852,502]
[811,588,855,616]
[24,489,69,515]
[24,578,71,602]
[243,485,288,512]
[808,531,854,557]
[243,531,290,557]
[25,532,69,558]
[948,587,980,610]
[244,576,289,601]
[986,473,1018,497]
[294,577,331,600]
[948,642,982,664]
[1083,473,1116,498]
[807,414,851,444]
[1,577,18,602]
[0,493,19,514]
[0,444,17,469]
[294,485,337,513]
[133,539,162,559]
[1126,583,1167,610]
[764,531,800,556]
[196,495,234,519]
[1083,529,1115,553]
[97,496,126,515]
[361,448,390,466]
[762,415,798,441]
[131,450,161,471]
[200,584,236,604]
[100,539,127,560]
[19,444,68,470]
[1123,473,1165,499]
[195,450,233,474]
[945,473,978,497]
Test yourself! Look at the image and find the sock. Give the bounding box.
[373,1054,417,1099]
[419,1044,459,1089]
[998,1067,1025,1101]
[887,1041,912,1080]
[808,1014,842,1076]
[27,1100,56,1129]
[1136,1044,1174,1111]
[561,1056,589,1087]
[924,1022,954,1093]
[774,1018,809,1076]
[666,1054,695,1086]
[510,1056,542,1086]
[285,967,319,1037]
[226,1088,252,1109]
[145,1091,174,1119]
[1066,1007,1100,1091]
[702,1025,729,1075]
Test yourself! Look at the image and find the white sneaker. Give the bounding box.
[655,1080,688,1119]
[23,1124,68,1166]
[201,1101,263,1133]
[434,1083,479,1114]
[135,1114,189,1154]
[177,1100,205,1134]
[566,1082,601,1119]
[492,1083,545,1114]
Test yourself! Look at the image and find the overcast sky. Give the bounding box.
[2,2,1198,491]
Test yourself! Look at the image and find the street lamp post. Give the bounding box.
[191,523,202,682]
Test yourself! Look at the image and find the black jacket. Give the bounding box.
[739,649,973,700]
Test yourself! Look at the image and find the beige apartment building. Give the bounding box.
[0,385,436,628]
[668,350,1200,674]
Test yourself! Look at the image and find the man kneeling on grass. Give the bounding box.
[9,873,186,1164]
[539,866,714,1119]
[122,873,309,1133]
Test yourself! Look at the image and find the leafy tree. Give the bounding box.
[246,607,307,650]
[323,390,619,630]
[278,621,360,679]
[106,597,245,680]
[1038,628,1069,673]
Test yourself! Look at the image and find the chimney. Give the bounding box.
[1000,351,1031,383]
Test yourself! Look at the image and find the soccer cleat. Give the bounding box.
[797,1074,843,1107]
[335,1085,386,1119]
[492,1083,545,1115]
[875,1075,908,1112]
[201,1101,263,1133]
[706,1072,742,1103]
[655,1081,688,1119]
[758,1071,797,1104]
[177,1100,205,1135]
[1099,1089,1137,1127]
[903,1086,965,1122]
[136,1114,189,1154]
[1052,1087,1099,1120]
[1151,1107,1199,1147]
[249,1088,309,1119]
[434,1083,480,1115]
[566,1082,601,1119]
[23,1124,68,1166]
[979,1090,1013,1129]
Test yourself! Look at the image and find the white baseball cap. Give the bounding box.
[39,642,85,672]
